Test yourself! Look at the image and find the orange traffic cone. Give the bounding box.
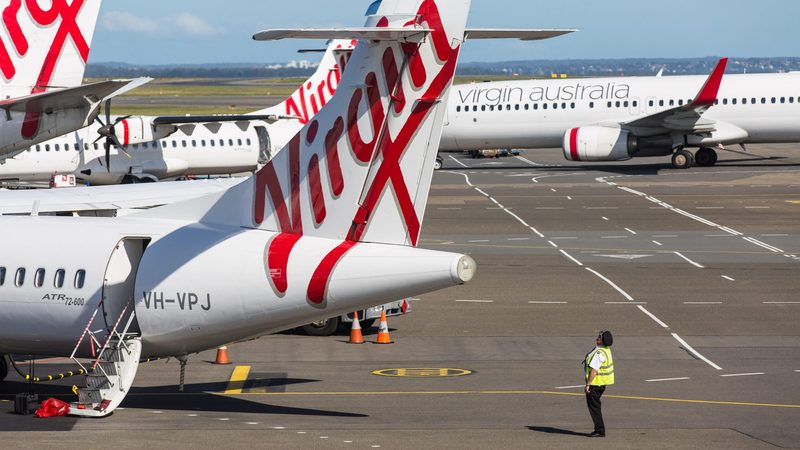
[215,346,231,365]
[348,311,365,344]
[375,310,393,344]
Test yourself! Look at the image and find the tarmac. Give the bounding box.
[2,144,799,449]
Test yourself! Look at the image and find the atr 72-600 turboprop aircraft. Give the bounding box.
[0,0,478,417]
[0,40,357,185]
[0,0,143,158]
[440,59,800,168]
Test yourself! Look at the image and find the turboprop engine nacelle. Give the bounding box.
[100,117,177,147]
[563,126,634,162]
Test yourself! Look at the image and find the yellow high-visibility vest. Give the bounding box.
[585,347,614,386]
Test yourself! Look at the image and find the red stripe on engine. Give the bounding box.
[569,128,580,161]
[122,120,130,146]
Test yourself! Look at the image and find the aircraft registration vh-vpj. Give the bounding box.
[0,0,479,417]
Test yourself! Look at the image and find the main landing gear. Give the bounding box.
[671,147,718,169]
[694,147,718,167]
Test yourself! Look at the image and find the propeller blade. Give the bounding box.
[104,141,111,172]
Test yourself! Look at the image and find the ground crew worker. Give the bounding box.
[584,330,614,437]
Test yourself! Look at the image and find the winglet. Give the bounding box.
[690,58,728,107]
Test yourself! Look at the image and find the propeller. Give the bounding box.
[92,98,132,171]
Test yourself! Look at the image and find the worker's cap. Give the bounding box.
[598,330,613,347]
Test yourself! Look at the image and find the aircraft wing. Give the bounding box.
[152,114,286,125]
[464,28,577,40]
[623,58,728,134]
[0,79,150,113]
[0,178,243,216]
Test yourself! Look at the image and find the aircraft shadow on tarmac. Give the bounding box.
[1,378,367,419]
[439,154,798,175]
[526,426,588,437]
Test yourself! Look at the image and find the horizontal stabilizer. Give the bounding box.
[254,27,431,42]
[0,78,151,113]
[153,114,284,125]
[464,28,577,40]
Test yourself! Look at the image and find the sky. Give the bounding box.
[88,0,800,65]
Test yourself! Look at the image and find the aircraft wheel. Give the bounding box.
[301,317,340,336]
[0,355,8,381]
[671,150,695,169]
[434,156,443,171]
[695,147,718,167]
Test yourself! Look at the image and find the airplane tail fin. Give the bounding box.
[1,0,102,96]
[254,39,356,125]
[149,0,470,249]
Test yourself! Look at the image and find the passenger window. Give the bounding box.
[589,102,594,109]
[55,144,60,151]
[533,104,538,110]
[780,97,785,103]
[732,98,737,105]
[543,104,548,110]
[790,97,795,104]
[570,102,576,109]
[481,105,486,111]
[246,138,251,146]
[237,139,243,146]
[722,99,728,105]
[34,268,45,288]
[561,103,567,109]
[74,270,86,289]
[182,141,187,148]
[54,269,65,288]
[472,105,477,112]
[632,101,637,107]
[659,100,664,107]
[229,139,234,146]
[45,144,50,151]
[615,101,620,107]
[191,140,196,147]
[36,145,41,152]
[15,268,25,287]
[74,143,80,151]
[524,104,529,110]
[219,139,224,146]
[172,141,177,148]
[506,105,511,111]
[552,103,558,110]
[456,106,461,112]
[201,140,206,146]
[0,267,5,286]
[669,100,675,106]
[678,99,684,106]
[648,100,654,107]
[210,140,215,147]
[771,97,776,104]
[761,98,766,104]
[623,101,629,107]
[514,104,519,111]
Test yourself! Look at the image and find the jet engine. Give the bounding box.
[98,117,177,147]
[562,126,634,162]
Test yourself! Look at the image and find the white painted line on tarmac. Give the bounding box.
[696,207,724,209]
[567,196,572,200]
[585,268,635,301]
[448,155,469,168]
[548,240,559,248]
[684,302,723,305]
[720,372,765,378]
[601,236,628,239]
[625,228,637,235]
[550,188,557,192]
[639,305,670,329]
[559,249,583,266]
[719,227,742,236]
[763,302,800,304]
[674,251,705,269]
[456,299,494,303]
[602,216,609,221]
[530,227,545,238]
[646,377,690,382]
[468,239,490,243]
[536,207,564,210]
[508,237,530,241]
[745,206,770,209]
[761,234,789,237]
[721,276,735,281]
[514,155,542,166]
[795,370,800,373]
[474,187,489,197]
[587,207,618,210]
[652,240,663,246]
[552,236,577,240]
[437,207,462,210]
[705,234,735,237]
[605,301,648,304]
[529,301,568,304]
[743,237,783,253]
[653,235,678,238]
[555,385,584,389]
[672,333,723,371]
[246,422,260,425]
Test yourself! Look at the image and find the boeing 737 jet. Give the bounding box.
[0,0,143,159]
[440,59,800,168]
[0,0,478,418]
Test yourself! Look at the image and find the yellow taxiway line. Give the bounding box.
[223,365,251,394]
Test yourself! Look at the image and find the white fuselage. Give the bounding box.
[441,72,800,150]
[0,116,302,185]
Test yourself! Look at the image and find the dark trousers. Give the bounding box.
[585,385,606,434]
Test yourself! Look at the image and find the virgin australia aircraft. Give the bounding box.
[0,0,477,417]
[440,58,800,169]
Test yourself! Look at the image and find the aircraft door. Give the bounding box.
[255,126,272,165]
[101,238,150,334]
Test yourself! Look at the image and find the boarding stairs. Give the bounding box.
[68,300,141,418]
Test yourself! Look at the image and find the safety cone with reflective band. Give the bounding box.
[215,346,231,365]
[348,311,365,344]
[375,310,393,344]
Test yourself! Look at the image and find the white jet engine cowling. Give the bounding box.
[563,126,633,162]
